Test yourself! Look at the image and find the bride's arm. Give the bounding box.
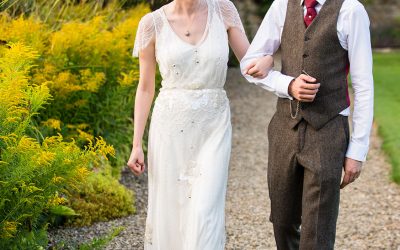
[223,0,273,78]
[127,38,156,176]
[228,27,249,61]
[229,28,274,79]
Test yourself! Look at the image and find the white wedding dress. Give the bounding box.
[133,0,244,249]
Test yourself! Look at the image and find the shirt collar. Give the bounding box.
[300,0,325,6]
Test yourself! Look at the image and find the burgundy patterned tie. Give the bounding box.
[304,0,318,27]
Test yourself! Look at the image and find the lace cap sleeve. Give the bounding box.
[133,13,155,57]
[217,0,245,34]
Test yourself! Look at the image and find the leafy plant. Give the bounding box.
[78,226,125,250]
[65,169,135,227]
[0,42,116,248]
[0,3,154,175]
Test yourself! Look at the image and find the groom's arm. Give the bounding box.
[345,4,374,163]
[240,0,294,99]
[340,3,373,189]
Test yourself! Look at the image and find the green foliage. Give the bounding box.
[148,0,171,10]
[252,0,272,17]
[0,0,168,22]
[78,226,125,250]
[373,52,400,183]
[0,3,154,175]
[49,205,78,217]
[0,43,115,248]
[0,2,156,246]
[66,170,135,227]
[371,17,400,48]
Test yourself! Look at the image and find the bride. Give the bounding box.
[128,0,273,248]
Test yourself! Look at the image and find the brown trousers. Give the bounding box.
[267,113,350,250]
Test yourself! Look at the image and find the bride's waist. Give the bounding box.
[154,88,229,111]
[159,86,225,93]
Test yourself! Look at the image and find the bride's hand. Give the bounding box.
[244,55,274,79]
[127,147,145,176]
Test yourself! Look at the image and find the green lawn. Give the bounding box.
[373,52,400,183]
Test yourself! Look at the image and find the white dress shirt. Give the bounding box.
[240,0,374,162]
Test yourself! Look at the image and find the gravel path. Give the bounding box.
[49,68,400,249]
[224,69,400,250]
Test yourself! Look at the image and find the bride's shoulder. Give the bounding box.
[212,0,240,16]
[138,12,154,26]
[215,0,236,8]
[137,7,164,29]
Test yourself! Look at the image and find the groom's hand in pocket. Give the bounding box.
[288,74,320,102]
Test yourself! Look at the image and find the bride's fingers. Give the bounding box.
[136,162,145,173]
[127,160,144,175]
[129,164,141,175]
[244,61,256,75]
[254,73,266,79]
[251,71,265,78]
[251,70,267,79]
[247,66,259,76]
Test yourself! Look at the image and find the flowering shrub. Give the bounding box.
[0,43,119,248]
[66,171,135,227]
[0,2,153,247]
[0,3,153,174]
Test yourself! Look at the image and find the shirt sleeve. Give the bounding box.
[132,13,155,57]
[239,0,294,99]
[217,0,245,34]
[345,3,374,162]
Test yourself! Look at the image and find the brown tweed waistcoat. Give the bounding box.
[277,0,349,130]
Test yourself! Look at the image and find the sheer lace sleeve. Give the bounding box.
[217,0,245,34]
[132,13,155,57]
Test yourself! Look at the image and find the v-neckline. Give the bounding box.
[160,0,210,48]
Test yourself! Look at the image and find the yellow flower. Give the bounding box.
[41,119,61,131]
[85,136,115,160]
[0,43,39,121]
[48,195,67,206]
[77,129,94,142]
[42,134,64,148]
[0,134,17,145]
[77,123,89,130]
[35,151,56,166]
[49,71,81,96]
[0,15,49,54]
[80,69,105,92]
[76,167,90,179]
[119,70,139,86]
[63,159,72,165]
[1,221,19,238]
[18,136,39,151]
[52,176,64,184]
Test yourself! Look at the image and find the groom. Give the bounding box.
[241,0,374,249]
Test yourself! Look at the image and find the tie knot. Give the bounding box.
[305,0,318,8]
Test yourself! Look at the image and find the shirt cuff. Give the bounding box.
[273,72,294,99]
[345,141,369,162]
